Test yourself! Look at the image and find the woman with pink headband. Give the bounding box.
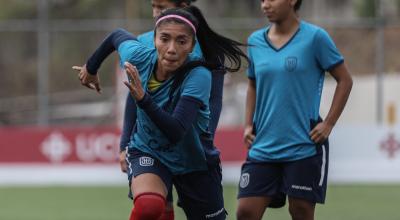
[73,6,248,220]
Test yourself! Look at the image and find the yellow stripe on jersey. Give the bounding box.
[147,73,163,92]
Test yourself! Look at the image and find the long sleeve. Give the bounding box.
[86,28,136,75]
[119,93,137,152]
[137,94,203,144]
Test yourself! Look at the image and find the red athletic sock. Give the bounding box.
[129,192,166,220]
[158,208,174,220]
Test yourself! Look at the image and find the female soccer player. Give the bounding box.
[236,1,353,220]
[74,6,248,220]
[119,1,204,219]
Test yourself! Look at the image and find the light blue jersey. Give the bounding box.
[118,40,212,174]
[247,21,343,162]
[138,30,203,60]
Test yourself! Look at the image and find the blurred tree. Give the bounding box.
[355,0,376,18]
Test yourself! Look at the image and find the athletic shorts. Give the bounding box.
[173,162,227,219]
[126,148,173,202]
[237,141,329,204]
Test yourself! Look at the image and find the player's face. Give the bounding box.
[155,22,195,74]
[260,0,296,23]
[151,0,178,18]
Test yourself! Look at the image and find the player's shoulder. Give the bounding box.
[137,30,154,40]
[300,20,328,37]
[248,27,267,44]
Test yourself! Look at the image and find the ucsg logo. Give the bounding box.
[40,131,119,163]
[380,133,400,159]
[41,132,72,163]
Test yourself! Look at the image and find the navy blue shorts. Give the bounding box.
[125,148,173,202]
[126,149,227,219]
[237,143,329,204]
[173,163,227,219]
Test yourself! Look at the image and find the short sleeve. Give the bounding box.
[313,29,344,71]
[118,40,155,71]
[181,67,212,106]
[247,41,256,79]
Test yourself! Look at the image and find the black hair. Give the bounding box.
[170,0,196,6]
[294,0,302,11]
[154,5,249,109]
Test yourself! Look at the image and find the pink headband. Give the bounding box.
[155,15,196,34]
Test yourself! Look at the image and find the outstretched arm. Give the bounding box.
[72,29,136,93]
[310,62,353,143]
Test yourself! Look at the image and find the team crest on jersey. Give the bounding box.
[285,56,297,72]
[139,156,154,166]
[239,173,250,188]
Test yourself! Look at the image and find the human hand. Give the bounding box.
[72,65,102,93]
[123,62,145,101]
[243,125,255,149]
[119,151,127,173]
[309,121,333,144]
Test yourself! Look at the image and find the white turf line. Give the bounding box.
[1,162,400,186]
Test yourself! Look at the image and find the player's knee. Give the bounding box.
[288,201,314,220]
[131,193,166,220]
[236,204,257,220]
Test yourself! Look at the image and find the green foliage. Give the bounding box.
[354,0,377,18]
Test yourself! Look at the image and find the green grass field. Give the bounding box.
[0,184,399,220]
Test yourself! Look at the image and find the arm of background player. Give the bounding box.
[119,93,137,152]
[244,78,256,148]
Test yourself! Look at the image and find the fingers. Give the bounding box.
[244,134,255,149]
[93,82,102,94]
[72,66,82,71]
[123,81,134,91]
[124,62,139,81]
[82,82,96,90]
[310,128,327,144]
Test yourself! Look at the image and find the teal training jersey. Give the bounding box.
[118,40,211,174]
[247,21,343,162]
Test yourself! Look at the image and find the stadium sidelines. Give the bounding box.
[2,160,400,186]
[0,163,241,186]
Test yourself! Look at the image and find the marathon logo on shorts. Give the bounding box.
[239,173,250,188]
[205,208,225,219]
[139,156,154,167]
[291,185,312,191]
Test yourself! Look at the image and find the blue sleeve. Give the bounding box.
[246,44,256,79]
[117,39,155,71]
[208,69,224,136]
[137,94,202,144]
[86,28,136,75]
[137,31,155,48]
[313,28,344,71]
[119,93,137,152]
[181,67,212,107]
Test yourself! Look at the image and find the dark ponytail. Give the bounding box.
[185,6,249,72]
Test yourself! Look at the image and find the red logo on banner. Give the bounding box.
[380,133,400,159]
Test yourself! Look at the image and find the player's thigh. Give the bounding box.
[174,165,226,220]
[126,148,172,199]
[237,161,282,199]
[237,196,271,220]
[283,146,328,204]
